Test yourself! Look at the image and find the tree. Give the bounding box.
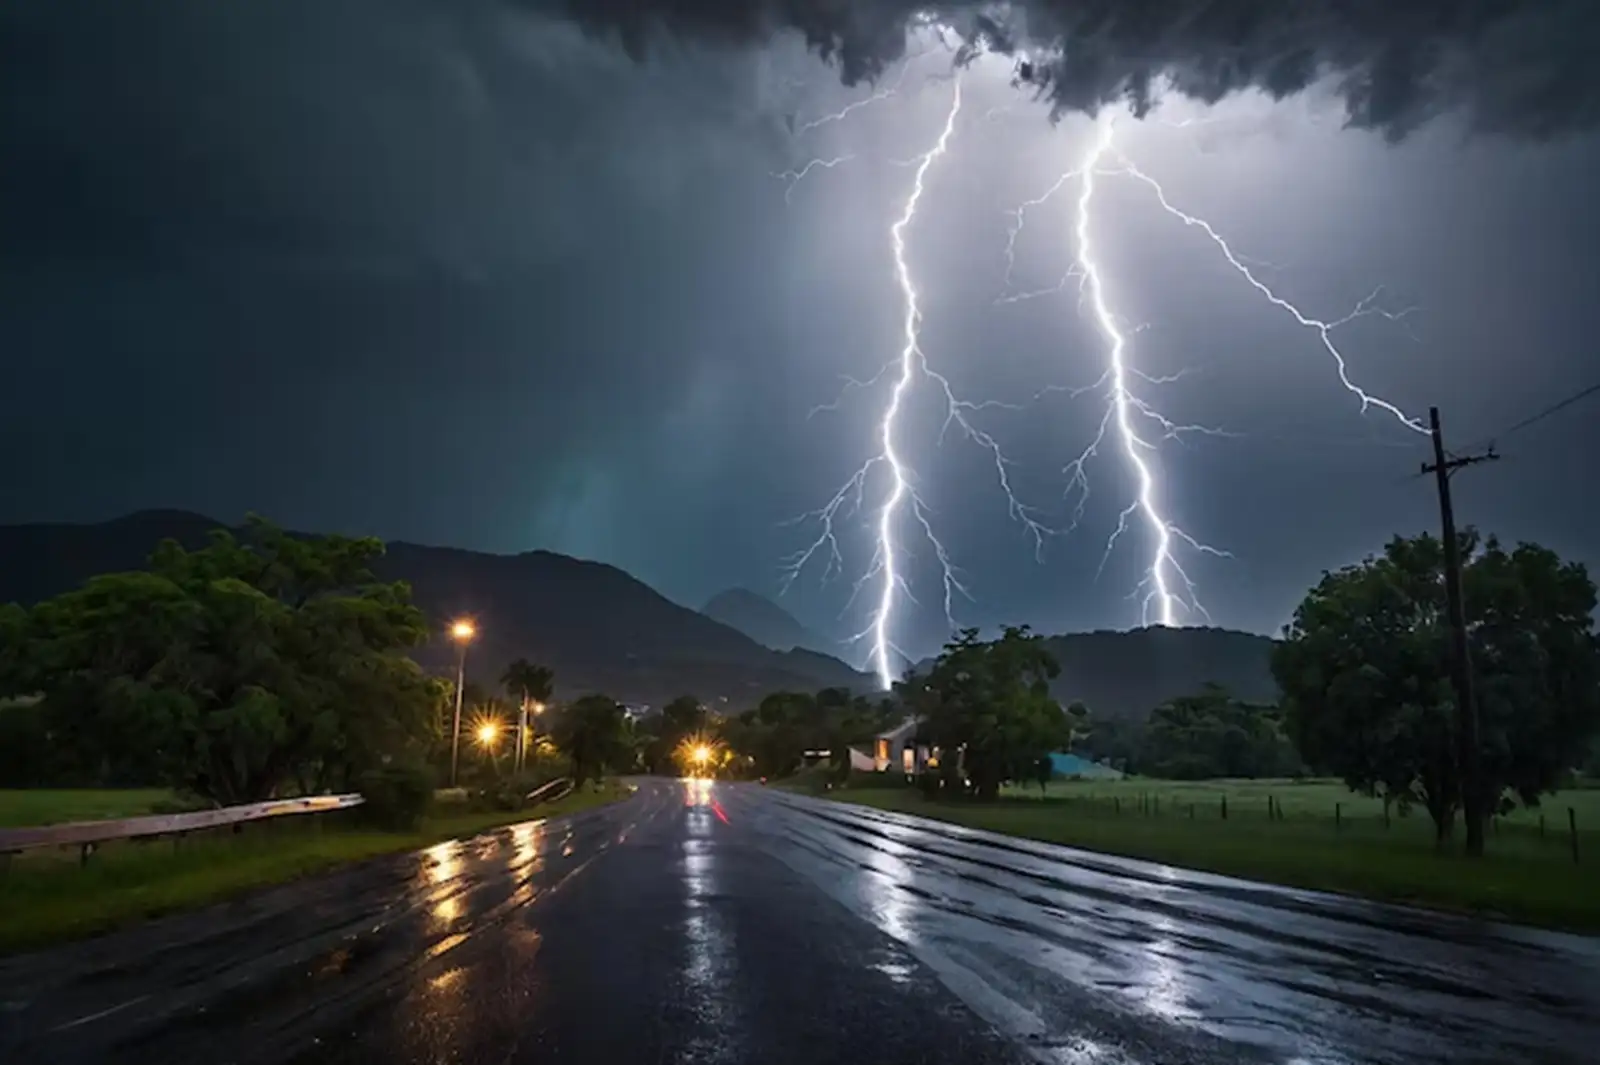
[904,626,1070,800]
[1274,530,1600,849]
[661,694,707,735]
[15,517,440,804]
[502,658,554,769]
[549,693,630,786]
[1140,684,1299,780]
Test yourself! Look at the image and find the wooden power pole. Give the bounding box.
[1421,406,1498,856]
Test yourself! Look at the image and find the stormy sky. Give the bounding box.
[3,0,1598,665]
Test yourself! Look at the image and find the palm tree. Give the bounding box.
[501,659,554,773]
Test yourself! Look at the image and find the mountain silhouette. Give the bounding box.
[916,625,1279,720]
[1,512,1280,717]
[0,511,874,708]
[701,587,835,656]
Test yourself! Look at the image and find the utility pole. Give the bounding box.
[1420,407,1498,856]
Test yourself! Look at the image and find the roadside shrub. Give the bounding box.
[846,769,914,790]
[916,769,942,799]
[789,765,835,794]
[357,763,435,831]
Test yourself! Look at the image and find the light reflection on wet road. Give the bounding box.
[1,780,1596,1064]
[736,787,1600,1065]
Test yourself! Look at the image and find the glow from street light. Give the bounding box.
[475,721,500,747]
[692,744,712,766]
[450,619,476,642]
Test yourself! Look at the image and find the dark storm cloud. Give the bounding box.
[536,0,1600,139]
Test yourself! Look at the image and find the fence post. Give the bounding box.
[1268,795,1275,821]
[1154,796,1160,816]
[1114,796,1120,816]
[1335,803,1342,831]
[1221,795,1228,821]
[1570,807,1580,864]
[80,842,94,867]
[1188,803,1195,820]
[1383,801,1391,829]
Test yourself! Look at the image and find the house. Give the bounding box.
[870,716,932,775]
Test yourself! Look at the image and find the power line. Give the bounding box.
[1463,380,1600,452]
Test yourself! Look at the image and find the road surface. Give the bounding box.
[2,779,1596,1064]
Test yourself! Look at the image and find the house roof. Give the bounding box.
[874,715,924,741]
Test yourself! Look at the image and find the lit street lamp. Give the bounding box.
[448,618,476,787]
[517,700,544,774]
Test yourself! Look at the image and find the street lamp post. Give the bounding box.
[448,619,476,787]
[516,700,544,774]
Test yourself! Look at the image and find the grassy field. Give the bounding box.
[0,789,179,827]
[0,782,633,955]
[818,777,1600,932]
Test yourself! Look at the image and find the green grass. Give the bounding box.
[0,781,633,955]
[817,777,1600,932]
[0,789,178,828]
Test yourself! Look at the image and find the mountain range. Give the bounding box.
[0,511,1281,717]
[0,511,871,708]
[700,588,835,656]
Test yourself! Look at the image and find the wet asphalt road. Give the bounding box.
[2,779,1597,1065]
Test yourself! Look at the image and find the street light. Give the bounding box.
[692,744,712,768]
[517,700,545,774]
[448,618,476,787]
[475,721,500,747]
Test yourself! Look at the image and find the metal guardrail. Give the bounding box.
[525,777,573,806]
[0,793,365,857]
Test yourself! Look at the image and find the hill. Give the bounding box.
[701,588,834,655]
[1042,627,1279,718]
[917,626,1279,720]
[0,512,874,709]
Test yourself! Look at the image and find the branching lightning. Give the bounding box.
[784,72,1055,689]
[1067,117,1231,626]
[1003,111,1426,627]
[772,155,854,204]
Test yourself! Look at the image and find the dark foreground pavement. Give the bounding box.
[2,780,1597,1065]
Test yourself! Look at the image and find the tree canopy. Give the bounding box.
[549,693,632,786]
[1139,683,1300,780]
[1273,529,1600,848]
[501,659,554,710]
[5,517,442,804]
[901,625,1070,799]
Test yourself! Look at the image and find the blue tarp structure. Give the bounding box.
[1047,752,1123,779]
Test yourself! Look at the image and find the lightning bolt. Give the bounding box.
[1007,111,1424,627]
[772,154,854,204]
[1067,116,1230,625]
[784,72,1053,688]
[1108,154,1426,431]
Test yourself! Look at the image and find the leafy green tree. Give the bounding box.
[1141,683,1299,780]
[1075,715,1146,775]
[1064,700,1091,749]
[904,626,1069,800]
[549,693,630,786]
[15,517,440,804]
[661,694,707,735]
[629,694,708,775]
[0,602,26,698]
[1274,529,1600,851]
